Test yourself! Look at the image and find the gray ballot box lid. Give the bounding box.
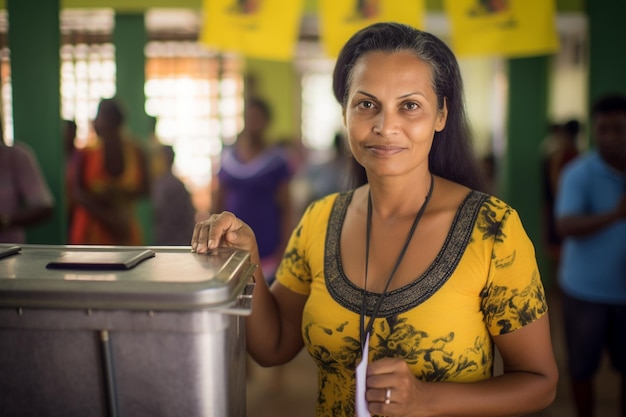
[0,244,256,312]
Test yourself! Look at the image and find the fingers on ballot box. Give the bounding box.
[0,244,256,417]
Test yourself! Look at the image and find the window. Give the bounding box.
[60,42,116,147]
[144,42,244,213]
[296,39,343,157]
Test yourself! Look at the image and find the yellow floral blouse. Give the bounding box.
[275,190,548,417]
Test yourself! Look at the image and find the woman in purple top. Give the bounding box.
[213,98,293,283]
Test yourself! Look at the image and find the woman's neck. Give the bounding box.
[365,173,434,220]
[236,134,266,160]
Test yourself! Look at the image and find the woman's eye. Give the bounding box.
[358,101,375,109]
[404,102,419,110]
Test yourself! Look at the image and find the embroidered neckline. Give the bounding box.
[324,190,488,317]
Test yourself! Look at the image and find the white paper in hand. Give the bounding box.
[355,332,371,417]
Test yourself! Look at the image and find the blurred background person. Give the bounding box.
[555,94,626,417]
[212,97,293,391]
[152,145,196,246]
[63,119,78,159]
[212,96,293,284]
[68,97,150,245]
[541,119,581,279]
[146,115,168,181]
[63,119,78,237]
[547,119,581,196]
[303,131,351,205]
[0,120,54,243]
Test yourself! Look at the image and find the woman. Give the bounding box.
[69,98,149,245]
[212,97,293,283]
[193,22,558,416]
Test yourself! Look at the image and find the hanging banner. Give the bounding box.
[444,0,559,58]
[200,0,304,61]
[319,0,426,59]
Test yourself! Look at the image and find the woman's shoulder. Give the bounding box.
[460,188,514,224]
[4,141,36,162]
[432,180,516,238]
[476,192,513,212]
[437,177,510,210]
[467,193,530,246]
[304,191,347,215]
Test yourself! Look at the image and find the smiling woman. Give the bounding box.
[333,23,486,193]
[192,22,559,417]
[344,51,447,180]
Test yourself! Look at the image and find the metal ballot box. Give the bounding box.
[0,244,256,417]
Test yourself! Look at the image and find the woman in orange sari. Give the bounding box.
[69,98,150,245]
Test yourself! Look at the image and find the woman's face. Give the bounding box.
[244,104,269,138]
[343,50,447,180]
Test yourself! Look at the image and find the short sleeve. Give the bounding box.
[555,161,587,218]
[275,204,315,295]
[275,195,334,295]
[14,144,54,207]
[480,207,548,335]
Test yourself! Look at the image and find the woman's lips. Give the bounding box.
[366,145,405,157]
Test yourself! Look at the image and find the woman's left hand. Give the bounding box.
[366,357,428,417]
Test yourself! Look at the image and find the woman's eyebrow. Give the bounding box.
[354,90,424,100]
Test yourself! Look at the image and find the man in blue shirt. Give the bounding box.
[555,94,626,417]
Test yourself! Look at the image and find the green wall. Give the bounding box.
[114,13,153,245]
[245,59,300,142]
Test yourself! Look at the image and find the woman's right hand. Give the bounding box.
[191,211,260,260]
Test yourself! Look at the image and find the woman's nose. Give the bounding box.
[372,110,400,136]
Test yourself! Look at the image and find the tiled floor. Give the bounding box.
[246,287,621,417]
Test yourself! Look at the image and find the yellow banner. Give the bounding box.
[444,0,559,58]
[319,0,426,58]
[200,0,304,61]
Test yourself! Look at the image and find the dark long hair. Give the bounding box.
[96,98,125,127]
[332,22,488,192]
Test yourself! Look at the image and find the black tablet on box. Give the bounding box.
[45,249,156,270]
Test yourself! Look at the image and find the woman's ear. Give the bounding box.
[435,97,448,132]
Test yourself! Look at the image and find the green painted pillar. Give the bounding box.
[587,0,626,105]
[114,13,150,141]
[113,13,153,245]
[504,56,552,285]
[8,0,65,244]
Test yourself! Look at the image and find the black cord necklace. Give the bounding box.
[359,174,435,352]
